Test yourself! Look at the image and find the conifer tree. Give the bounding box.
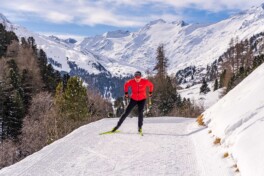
[55,82,64,116]
[27,37,37,53]
[21,69,33,113]
[219,69,226,88]
[62,74,70,91]
[6,91,24,140]
[151,45,177,115]
[156,77,177,115]
[214,79,219,91]
[1,60,25,140]
[21,37,28,48]
[153,45,168,79]
[176,94,182,107]
[0,81,4,141]
[0,24,18,57]
[56,77,88,121]
[200,78,210,94]
[37,49,61,92]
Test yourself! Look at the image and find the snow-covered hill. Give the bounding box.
[203,61,264,176]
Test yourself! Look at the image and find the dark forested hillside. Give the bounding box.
[0,24,112,168]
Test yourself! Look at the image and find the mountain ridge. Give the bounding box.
[77,3,264,78]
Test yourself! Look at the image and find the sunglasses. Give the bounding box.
[134,73,141,77]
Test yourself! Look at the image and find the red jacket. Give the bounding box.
[124,78,154,101]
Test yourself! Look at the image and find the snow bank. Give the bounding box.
[203,63,264,176]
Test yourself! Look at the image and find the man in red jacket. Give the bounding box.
[112,71,154,134]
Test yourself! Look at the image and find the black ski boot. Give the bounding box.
[111,126,118,132]
[138,128,143,136]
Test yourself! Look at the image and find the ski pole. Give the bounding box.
[146,97,152,115]
[149,97,152,107]
[124,97,133,118]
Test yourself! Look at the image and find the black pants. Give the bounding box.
[116,99,146,129]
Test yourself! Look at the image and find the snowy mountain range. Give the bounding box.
[1,3,264,98]
[77,3,264,76]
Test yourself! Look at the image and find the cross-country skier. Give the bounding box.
[111,71,154,135]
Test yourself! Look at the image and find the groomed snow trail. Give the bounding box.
[1,117,204,176]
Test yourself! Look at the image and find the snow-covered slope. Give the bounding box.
[178,82,223,109]
[78,4,264,77]
[203,62,264,176]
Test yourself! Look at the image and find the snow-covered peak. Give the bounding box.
[250,2,264,11]
[171,20,188,27]
[262,3,264,9]
[49,35,77,44]
[0,13,13,28]
[103,30,131,38]
[233,2,264,17]
[64,38,77,44]
[49,35,61,42]
[0,13,11,24]
[142,19,187,30]
[147,19,166,26]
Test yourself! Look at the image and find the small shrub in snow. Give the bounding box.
[208,130,212,133]
[196,114,205,126]
[232,164,240,172]
[223,152,229,158]
[213,137,221,145]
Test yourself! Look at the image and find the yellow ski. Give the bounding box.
[99,130,121,135]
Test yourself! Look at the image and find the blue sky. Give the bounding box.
[0,0,263,40]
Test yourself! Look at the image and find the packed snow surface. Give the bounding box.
[0,117,233,176]
[203,62,264,176]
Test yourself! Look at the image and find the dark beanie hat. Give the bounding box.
[134,71,142,77]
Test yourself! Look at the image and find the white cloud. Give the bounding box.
[102,0,264,12]
[0,0,148,26]
[45,12,74,23]
[109,0,264,11]
[0,0,263,27]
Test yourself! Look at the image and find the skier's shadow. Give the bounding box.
[121,127,205,137]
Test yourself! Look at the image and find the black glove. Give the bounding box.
[125,92,129,99]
